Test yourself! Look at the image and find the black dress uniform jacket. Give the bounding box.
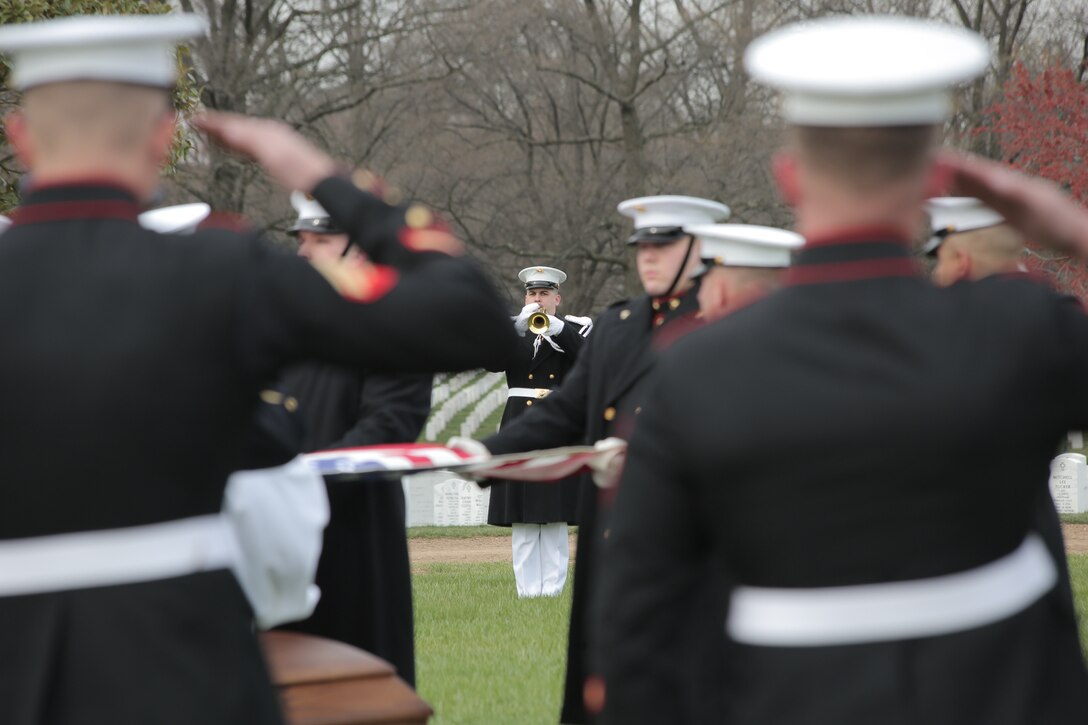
[488,324,586,526]
[484,283,700,724]
[276,365,431,687]
[599,235,1088,725]
[0,179,517,725]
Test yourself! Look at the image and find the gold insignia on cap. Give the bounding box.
[405,205,432,229]
[634,204,646,213]
[619,309,631,320]
[352,169,377,191]
[536,267,544,273]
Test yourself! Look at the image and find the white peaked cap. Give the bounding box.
[289,190,344,234]
[518,266,567,289]
[0,214,10,235]
[0,14,207,91]
[290,190,331,220]
[744,16,991,126]
[687,224,804,269]
[138,203,211,234]
[922,197,1005,254]
[618,196,731,244]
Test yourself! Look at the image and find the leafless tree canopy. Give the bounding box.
[3,1,1085,312]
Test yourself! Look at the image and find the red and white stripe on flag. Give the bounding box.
[302,443,598,482]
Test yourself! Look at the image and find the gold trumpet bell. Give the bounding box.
[528,310,550,335]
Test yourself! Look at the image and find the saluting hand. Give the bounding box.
[193,111,337,195]
[941,150,1088,256]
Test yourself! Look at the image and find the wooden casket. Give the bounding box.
[260,631,432,725]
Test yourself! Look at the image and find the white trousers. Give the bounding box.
[511,522,569,598]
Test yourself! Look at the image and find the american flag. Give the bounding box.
[302,443,601,483]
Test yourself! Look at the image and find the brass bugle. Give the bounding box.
[528,310,550,335]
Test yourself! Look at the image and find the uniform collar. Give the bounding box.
[10,181,142,227]
[648,280,701,329]
[785,227,921,286]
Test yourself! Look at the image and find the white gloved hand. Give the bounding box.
[564,314,593,337]
[514,303,541,336]
[589,437,627,489]
[540,315,565,337]
[448,436,491,460]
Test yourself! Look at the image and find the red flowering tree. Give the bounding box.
[979,61,1088,300]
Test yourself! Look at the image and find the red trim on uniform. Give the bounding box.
[785,257,920,286]
[197,211,251,233]
[802,226,912,248]
[341,264,400,304]
[652,311,705,350]
[10,199,141,226]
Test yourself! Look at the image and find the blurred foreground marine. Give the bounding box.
[0,13,516,725]
[275,191,433,686]
[599,16,1088,725]
[457,195,729,723]
[488,265,588,599]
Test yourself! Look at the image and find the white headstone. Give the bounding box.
[402,471,443,527]
[432,478,490,526]
[1049,453,1088,514]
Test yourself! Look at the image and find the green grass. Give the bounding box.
[412,551,1088,724]
[1061,512,1088,525]
[413,562,573,724]
[1071,554,1088,656]
[409,526,510,539]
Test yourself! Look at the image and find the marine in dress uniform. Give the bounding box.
[488,266,588,598]
[598,17,1088,725]
[591,224,805,724]
[0,15,517,725]
[272,192,433,687]
[472,195,730,723]
[924,197,1079,633]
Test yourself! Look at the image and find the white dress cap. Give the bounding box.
[744,16,991,126]
[687,224,804,269]
[289,190,343,234]
[922,197,1005,254]
[518,266,568,289]
[0,14,206,91]
[290,190,332,221]
[618,195,731,244]
[138,203,211,234]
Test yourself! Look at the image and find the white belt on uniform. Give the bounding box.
[508,387,552,399]
[726,533,1056,647]
[0,514,237,598]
